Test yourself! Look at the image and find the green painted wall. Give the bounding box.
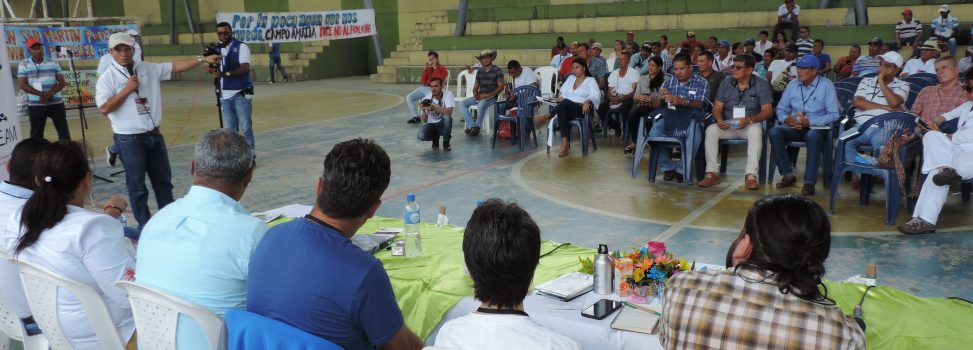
[93,0,126,17]
[158,0,201,25]
[243,0,288,13]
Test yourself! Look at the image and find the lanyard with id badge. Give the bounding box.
[731,82,750,128]
[113,64,156,127]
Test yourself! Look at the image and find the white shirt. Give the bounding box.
[754,40,773,55]
[551,54,571,68]
[512,67,538,88]
[608,67,639,96]
[220,41,251,99]
[853,76,910,124]
[422,90,455,123]
[559,75,602,106]
[960,57,972,75]
[768,59,796,82]
[942,101,973,150]
[3,206,136,350]
[0,182,31,319]
[713,54,733,72]
[778,4,800,22]
[95,60,173,135]
[902,58,936,76]
[434,312,581,350]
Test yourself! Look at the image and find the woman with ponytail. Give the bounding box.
[2,141,136,349]
[659,195,866,349]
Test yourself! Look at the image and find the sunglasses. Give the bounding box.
[217,31,232,36]
[964,85,973,93]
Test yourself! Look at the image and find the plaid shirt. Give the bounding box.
[911,83,967,124]
[662,74,710,103]
[660,267,866,350]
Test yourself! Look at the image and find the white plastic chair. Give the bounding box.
[454,69,477,104]
[115,281,225,350]
[0,251,48,350]
[534,66,558,98]
[443,69,451,93]
[16,259,127,350]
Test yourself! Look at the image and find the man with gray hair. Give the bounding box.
[135,129,266,348]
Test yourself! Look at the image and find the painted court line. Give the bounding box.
[652,178,745,242]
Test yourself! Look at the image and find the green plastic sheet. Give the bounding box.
[823,281,973,349]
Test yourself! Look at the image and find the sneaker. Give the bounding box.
[406,116,421,124]
[932,167,961,186]
[697,172,721,187]
[898,217,936,235]
[105,146,118,167]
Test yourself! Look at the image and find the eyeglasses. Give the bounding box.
[964,85,973,93]
[731,65,750,70]
[217,31,232,36]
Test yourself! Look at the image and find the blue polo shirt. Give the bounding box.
[247,217,403,350]
[775,76,840,126]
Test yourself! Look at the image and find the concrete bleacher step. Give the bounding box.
[369,73,397,83]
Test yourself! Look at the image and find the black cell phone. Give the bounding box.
[581,299,622,320]
[916,118,930,130]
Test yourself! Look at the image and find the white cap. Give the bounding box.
[108,32,136,49]
[877,51,903,69]
[940,4,950,12]
[127,29,140,36]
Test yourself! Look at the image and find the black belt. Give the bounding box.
[138,127,161,136]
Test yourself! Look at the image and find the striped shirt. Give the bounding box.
[795,38,814,58]
[895,19,922,39]
[660,267,866,350]
[17,58,64,106]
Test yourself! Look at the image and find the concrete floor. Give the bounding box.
[73,76,973,300]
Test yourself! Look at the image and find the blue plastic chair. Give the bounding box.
[225,310,344,350]
[546,108,598,156]
[904,72,938,86]
[829,112,920,225]
[836,76,863,88]
[638,107,704,184]
[493,86,541,150]
[767,119,839,188]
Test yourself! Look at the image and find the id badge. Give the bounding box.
[135,97,151,116]
[31,81,43,92]
[733,106,746,119]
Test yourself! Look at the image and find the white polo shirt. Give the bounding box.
[95,60,173,135]
[902,58,936,76]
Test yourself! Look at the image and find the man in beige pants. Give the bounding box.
[698,54,774,189]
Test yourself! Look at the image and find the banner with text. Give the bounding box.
[216,9,376,43]
[4,24,137,63]
[62,69,98,107]
[0,24,25,181]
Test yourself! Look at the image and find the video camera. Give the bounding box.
[202,43,223,69]
[420,99,433,107]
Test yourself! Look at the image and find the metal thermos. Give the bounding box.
[593,244,613,295]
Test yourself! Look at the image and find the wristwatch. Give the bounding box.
[196,56,203,65]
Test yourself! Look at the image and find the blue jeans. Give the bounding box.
[842,127,883,174]
[769,125,827,184]
[221,93,255,153]
[648,119,698,174]
[269,55,286,82]
[123,226,141,241]
[114,132,174,228]
[416,117,452,146]
[406,86,431,117]
[461,96,497,129]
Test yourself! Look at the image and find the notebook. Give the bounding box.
[610,306,661,334]
[534,272,593,301]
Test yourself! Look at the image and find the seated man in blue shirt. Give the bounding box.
[136,129,266,348]
[247,138,424,350]
[651,53,710,183]
[770,55,840,196]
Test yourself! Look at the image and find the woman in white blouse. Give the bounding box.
[4,141,136,350]
[534,57,602,157]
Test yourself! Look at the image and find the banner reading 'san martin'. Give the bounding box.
[216,10,376,43]
[3,24,136,63]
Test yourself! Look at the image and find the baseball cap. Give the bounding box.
[25,38,42,48]
[795,55,820,69]
[940,4,950,12]
[902,8,912,15]
[877,51,904,69]
[592,42,603,49]
[718,40,731,47]
[687,31,696,37]
[127,29,140,36]
[108,32,136,49]
[919,39,940,52]
[868,37,883,45]
[744,38,756,45]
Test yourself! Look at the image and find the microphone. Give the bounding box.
[125,63,135,77]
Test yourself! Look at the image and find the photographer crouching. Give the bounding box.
[211,22,256,160]
[417,77,455,151]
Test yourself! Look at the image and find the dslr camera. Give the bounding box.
[420,99,433,107]
[202,43,223,69]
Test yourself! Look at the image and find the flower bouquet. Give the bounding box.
[615,241,690,303]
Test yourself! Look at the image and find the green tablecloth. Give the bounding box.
[358,217,595,340]
[824,281,973,350]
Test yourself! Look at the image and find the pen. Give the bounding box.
[621,301,662,316]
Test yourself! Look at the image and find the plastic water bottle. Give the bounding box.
[118,214,128,227]
[854,154,878,165]
[403,193,422,257]
[593,244,613,295]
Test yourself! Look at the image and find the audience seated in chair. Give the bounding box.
[834,45,861,81]
[461,49,505,136]
[135,129,265,348]
[534,57,602,157]
[2,141,136,350]
[417,77,456,151]
[699,54,774,190]
[659,194,866,349]
[853,38,882,77]
[770,55,840,195]
[651,53,710,183]
[899,69,973,235]
[843,51,910,184]
[910,57,966,125]
[625,56,668,153]
[901,40,941,78]
[696,51,725,103]
[606,51,639,138]
[247,138,424,350]
[433,199,581,350]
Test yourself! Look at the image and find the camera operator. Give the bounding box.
[95,32,221,229]
[211,22,255,159]
[417,77,455,151]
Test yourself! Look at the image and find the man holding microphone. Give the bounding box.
[95,32,220,229]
